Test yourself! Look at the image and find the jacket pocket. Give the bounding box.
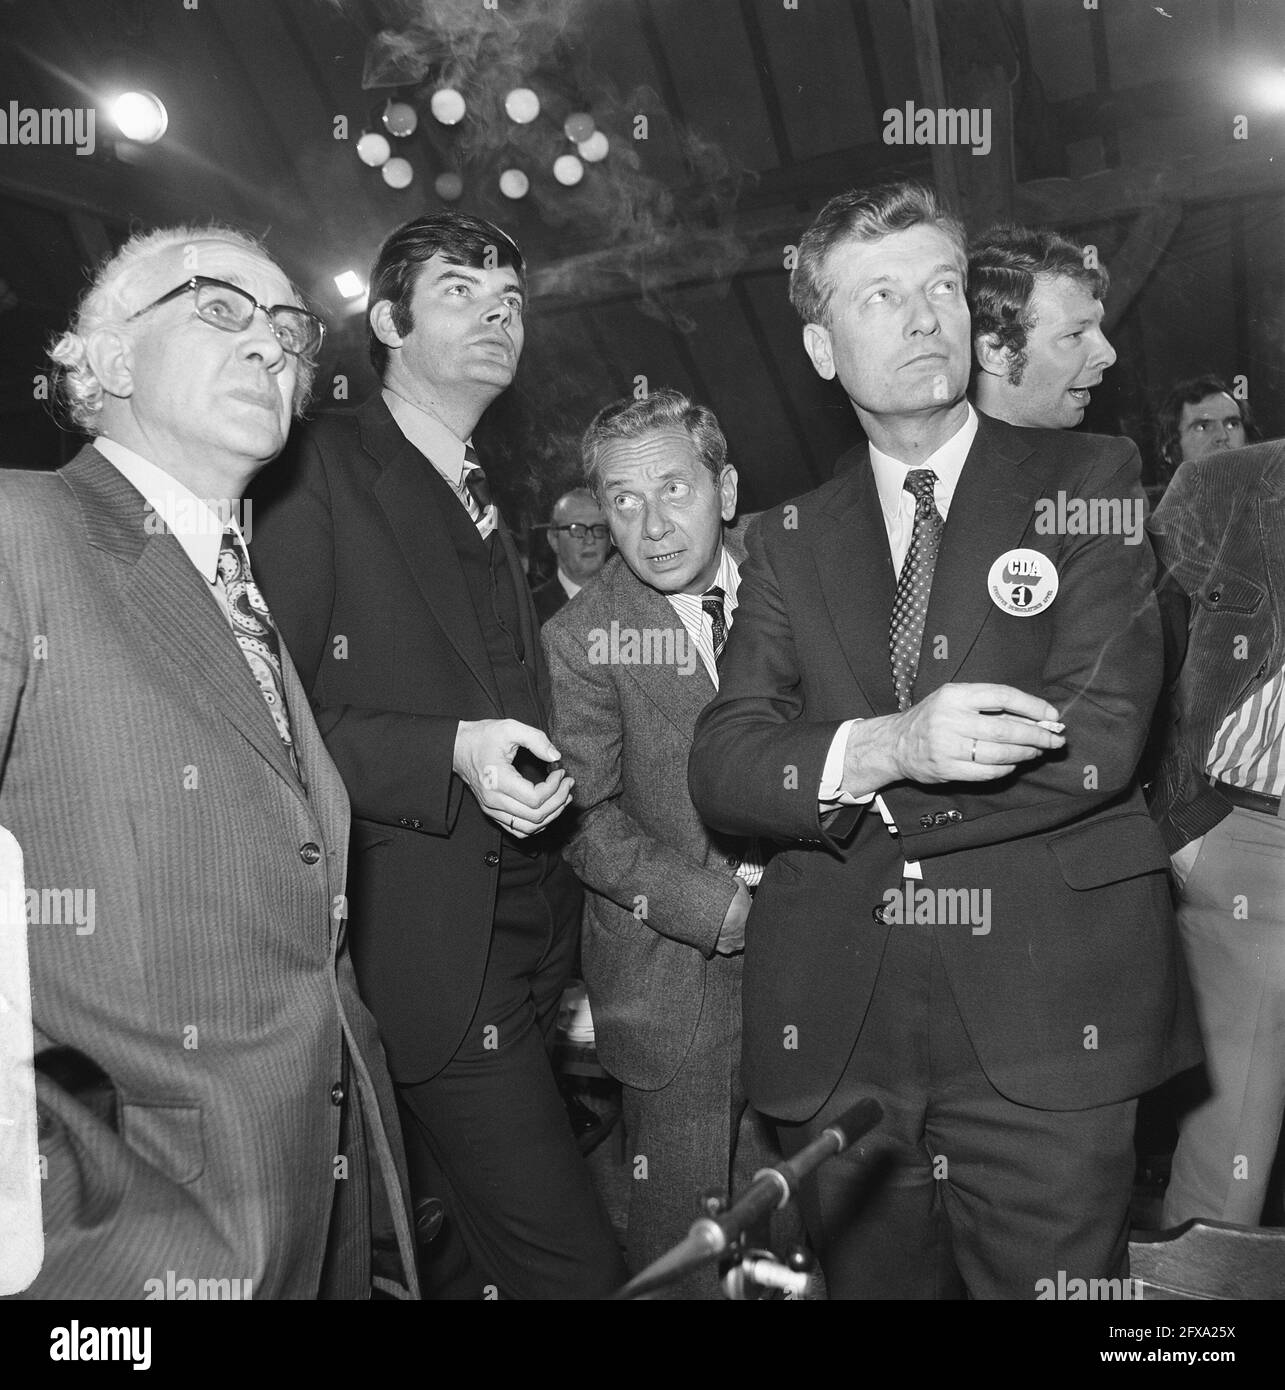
[121,1101,205,1185]
[1193,573,1264,618]
[1046,813,1171,889]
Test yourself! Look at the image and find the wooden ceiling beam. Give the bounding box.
[1015,147,1285,225]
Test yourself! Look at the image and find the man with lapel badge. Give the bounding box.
[1,225,417,1299]
[543,389,784,1297]
[251,212,624,1299]
[688,182,1201,1299]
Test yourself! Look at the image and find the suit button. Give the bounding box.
[300,842,322,865]
[409,818,422,830]
[398,817,409,828]
[330,1082,344,1106]
[946,810,963,823]
[1209,589,1221,603]
[1257,661,1269,679]
[484,850,501,867]
[919,815,935,830]
[725,856,741,869]
[933,812,951,827]
[872,904,887,924]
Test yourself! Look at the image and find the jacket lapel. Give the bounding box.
[812,451,900,716]
[609,560,716,733]
[64,447,311,806]
[914,412,1044,697]
[359,398,500,712]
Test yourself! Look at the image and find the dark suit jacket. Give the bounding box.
[541,527,750,1091]
[1147,441,1285,852]
[689,412,1200,1123]
[250,394,551,1083]
[532,575,569,626]
[0,447,416,1299]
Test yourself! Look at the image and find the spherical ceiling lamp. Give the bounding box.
[430,87,467,125]
[382,100,418,137]
[356,131,391,167]
[553,154,584,186]
[499,168,530,199]
[382,156,414,189]
[111,90,168,144]
[563,111,595,143]
[434,171,464,201]
[577,130,609,163]
[504,87,540,124]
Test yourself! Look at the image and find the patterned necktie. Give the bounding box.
[702,586,728,665]
[217,526,300,774]
[889,469,945,712]
[462,443,496,538]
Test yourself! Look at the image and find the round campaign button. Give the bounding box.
[987,548,1059,617]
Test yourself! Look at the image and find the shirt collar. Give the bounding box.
[94,435,235,586]
[382,388,470,486]
[868,402,979,526]
[556,567,582,600]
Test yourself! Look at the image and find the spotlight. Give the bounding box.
[504,87,540,124]
[356,132,391,167]
[434,171,464,201]
[564,112,595,143]
[499,168,530,198]
[111,90,168,144]
[430,88,467,125]
[382,101,418,137]
[382,157,413,189]
[577,130,609,163]
[553,154,584,186]
[334,271,365,299]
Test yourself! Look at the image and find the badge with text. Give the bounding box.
[987,548,1058,617]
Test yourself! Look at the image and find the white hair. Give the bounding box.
[48,223,318,433]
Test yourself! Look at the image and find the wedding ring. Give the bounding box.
[970,739,978,763]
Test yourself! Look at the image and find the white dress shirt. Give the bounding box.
[94,436,249,626]
[817,404,980,877]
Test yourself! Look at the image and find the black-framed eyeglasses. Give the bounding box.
[129,277,326,358]
[551,523,609,540]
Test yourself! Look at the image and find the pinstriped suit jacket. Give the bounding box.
[0,447,417,1300]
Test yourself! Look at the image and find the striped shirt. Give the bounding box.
[1206,664,1285,800]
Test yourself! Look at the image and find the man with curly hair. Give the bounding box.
[968,225,1116,430]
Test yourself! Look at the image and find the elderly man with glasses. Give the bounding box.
[0,224,417,1300]
[531,487,612,625]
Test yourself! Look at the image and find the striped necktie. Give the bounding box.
[462,443,495,537]
[218,526,300,775]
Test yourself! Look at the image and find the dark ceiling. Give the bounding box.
[1,0,1283,521]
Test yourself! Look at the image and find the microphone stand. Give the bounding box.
[611,1097,883,1301]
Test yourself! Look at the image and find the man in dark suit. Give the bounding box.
[0,225,416,1299]
[251,212,623,1299]
[1148,441,1285,1227]
[543,389,777,1297]
[688,182,1199,1299]
[531,486,610,625]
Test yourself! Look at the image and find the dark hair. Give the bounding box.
[1156,374,1258,466]
[582,388,727,495]
[367,211,525,376]
[967,226,1109,376]
[789,181,966,326]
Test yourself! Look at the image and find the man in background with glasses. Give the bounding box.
[531,487,611,626]
[0,225,417,1299]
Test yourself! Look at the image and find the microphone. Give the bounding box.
[611,1096,882,1299]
